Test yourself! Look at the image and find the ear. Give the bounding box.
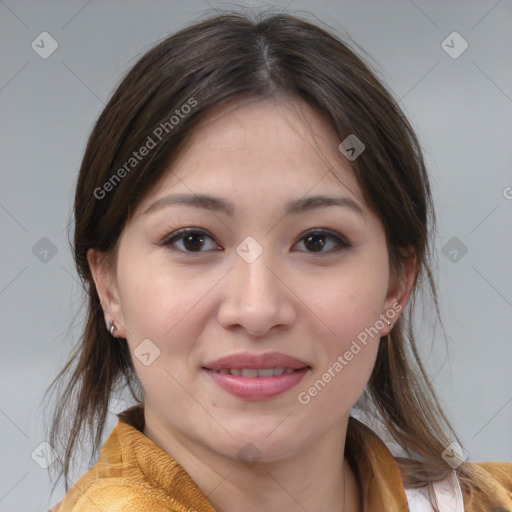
[87,247,127,338]
[381,247,417,336]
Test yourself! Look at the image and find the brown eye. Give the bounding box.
[160,227,350,255]
[304,233,326,252]
[161,228,221,253]
[181,232,206,252]
[295,229,350,254]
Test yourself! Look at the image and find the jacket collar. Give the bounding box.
[115,405,217,511]
[112,404,411,511]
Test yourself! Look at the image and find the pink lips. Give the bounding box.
[202,351,311,400]
[203,351,309,371]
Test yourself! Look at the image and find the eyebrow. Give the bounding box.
[142,193,365,218]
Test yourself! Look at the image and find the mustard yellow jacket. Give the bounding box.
[53,405,512,511]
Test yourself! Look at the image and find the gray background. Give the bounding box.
[1,0,511,510]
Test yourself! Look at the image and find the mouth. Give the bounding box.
[202,365,311,400]
[201,351,311,400]
[204,367,310,377]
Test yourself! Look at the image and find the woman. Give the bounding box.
[45,10,512,512]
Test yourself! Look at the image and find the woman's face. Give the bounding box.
[89,97,413,463]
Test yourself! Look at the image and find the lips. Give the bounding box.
[211,367,296,377]
[202,351,311,400]
[202,351,310,372]
[204,367,310,399]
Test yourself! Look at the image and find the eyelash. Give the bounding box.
[159,227,351,255]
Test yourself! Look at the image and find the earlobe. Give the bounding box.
[86,248,126,338]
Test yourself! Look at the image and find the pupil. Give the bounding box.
[184,233,204,251]
[305,234,325,252]
[181,233,326,252]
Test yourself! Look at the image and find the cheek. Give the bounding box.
[293,257,389,342]
[117,254,216,351]
[116,261,215,400]
[289,256,387,403]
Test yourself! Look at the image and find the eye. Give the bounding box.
[160,227,351,255]
[294,229,351,254]
[160,228,221,253]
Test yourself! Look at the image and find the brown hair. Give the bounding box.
[43,9,507,509]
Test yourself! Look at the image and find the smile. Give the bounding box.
[210,367,301,377]
[203,366,311,400]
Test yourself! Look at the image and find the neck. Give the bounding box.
[143,414,362,512]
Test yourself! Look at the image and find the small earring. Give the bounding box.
[386,320,392,326]
[109,321,117,337]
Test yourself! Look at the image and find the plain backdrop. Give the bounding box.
[0,0,511,510]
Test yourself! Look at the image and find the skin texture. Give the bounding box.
[88,96,416,512]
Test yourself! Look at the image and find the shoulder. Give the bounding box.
[460,462,512,512]
[471,460,512,505]
[55,474,181,511]
[473,461,512,491]
[54,413,196,512]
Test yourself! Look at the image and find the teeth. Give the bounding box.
[241,368,258,377]
[212,367,301,377]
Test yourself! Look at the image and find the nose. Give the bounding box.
[216,247,297,337]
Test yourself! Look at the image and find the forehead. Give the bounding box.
[136,97,364,216]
